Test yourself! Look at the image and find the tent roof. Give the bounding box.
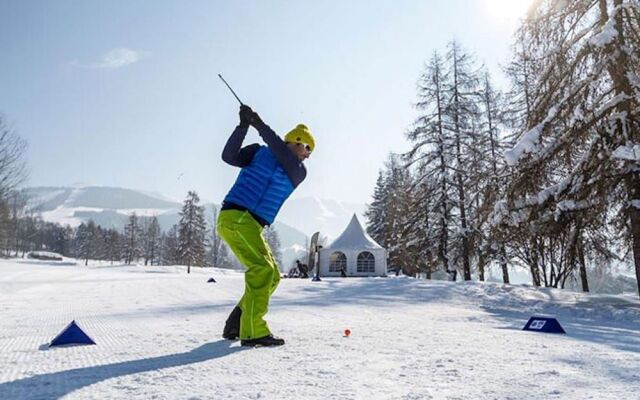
[324,214,384,251]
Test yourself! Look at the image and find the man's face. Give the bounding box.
[287,142,312,162]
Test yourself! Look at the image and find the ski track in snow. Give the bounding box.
[0,259,639,399]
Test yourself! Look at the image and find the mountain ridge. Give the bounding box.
[21,185,368,270]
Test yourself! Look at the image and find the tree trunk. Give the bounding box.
[500,245,510,284]
[631,209,640,299]
[529,261,541,287]
[578,240,589,292]
[478,251,486,282]
[458,171,471,281]
[626,174,640,298]
[608,0,639,298]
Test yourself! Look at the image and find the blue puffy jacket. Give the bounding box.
[223,146,295,225]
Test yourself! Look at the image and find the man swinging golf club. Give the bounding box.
[218,104,314,347]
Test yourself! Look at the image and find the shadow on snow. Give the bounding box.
[0,341,244,400]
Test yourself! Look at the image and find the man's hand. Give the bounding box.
[239,105,265,128]
[239,105,253,126]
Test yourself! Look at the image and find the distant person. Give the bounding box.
[340,265,347,278]
[218,105,315,347]
[296,259,309,279]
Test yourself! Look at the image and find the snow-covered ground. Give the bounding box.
[1,258,639,400]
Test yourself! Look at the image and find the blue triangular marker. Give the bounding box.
[49,320,96,347]
[523,315,566,334]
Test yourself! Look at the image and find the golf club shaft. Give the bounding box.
[218,74,244,105]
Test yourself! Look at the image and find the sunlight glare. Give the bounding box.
[484,0,532,22]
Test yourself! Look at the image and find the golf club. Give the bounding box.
[218,73,244,106]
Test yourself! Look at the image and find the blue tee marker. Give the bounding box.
[523,315,566,334]
[49,320,96,347]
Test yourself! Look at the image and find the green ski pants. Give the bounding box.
[217,209,281,340]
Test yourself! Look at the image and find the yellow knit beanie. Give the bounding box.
[284,124,315,152]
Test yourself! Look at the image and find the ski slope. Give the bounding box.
[0,258,639,399]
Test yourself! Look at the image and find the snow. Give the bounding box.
[504,106,558,166]
[26,251,64,261]
[588,17,618,48]
[1,258,639,399]
[40,206,172,228]
[40,206,101,227]
[117,208,170,217]
[612,143,640,162]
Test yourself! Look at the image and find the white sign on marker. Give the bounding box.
[530,320,547,330]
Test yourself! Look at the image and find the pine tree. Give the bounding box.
[365,170,389,245]
[387,155,416,274]
[161,224,179,265]
[0,199,10,256]
[402,173,440,278]
[264,225,283,271]
[104,228,122,264]
[123,213,142,265]
[75,222,91,266]
[177,191,207,273]
[143,216,161,266]
[444,41,481,281]
[475,71,511,283]
[406,50,458,279]
[207,206,232,269]
[90,222,105,262]
[365,154,417,274]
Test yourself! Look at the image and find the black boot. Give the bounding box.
[241,334,285,347]
[222,306,241,340]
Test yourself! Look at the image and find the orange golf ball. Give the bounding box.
[344,329,351,337]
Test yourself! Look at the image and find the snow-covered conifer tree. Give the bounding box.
[177,191,207,273]
[444,41,482,281]
[365,170,389,245]
[473,71,511,283]
[104,228,121,264]
[264,225,283,271]
[74,222,92,266]
[207,206,232,269]
[366,154,415,273]
[123,213,142,265]
[143,216,161,266]
[406,50,459,279]
[161,224,179,266]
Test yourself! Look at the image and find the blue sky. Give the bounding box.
[0,0,530,205]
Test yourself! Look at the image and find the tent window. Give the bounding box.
[357,251,375,273]
[329,252,347,272]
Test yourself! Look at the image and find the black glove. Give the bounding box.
[239,105,265,129]
[249,109,265,129]
[239,105,253,127]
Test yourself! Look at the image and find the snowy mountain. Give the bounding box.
[22,186,182,228]
[21,187,366,269]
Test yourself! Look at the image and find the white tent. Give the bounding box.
[318,214,387,277]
